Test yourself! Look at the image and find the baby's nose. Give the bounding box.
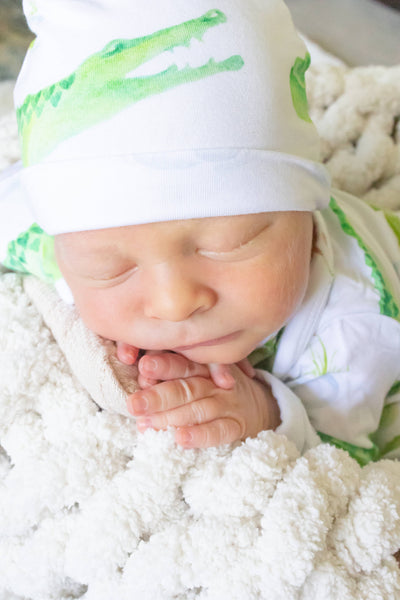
[144,264,216,322]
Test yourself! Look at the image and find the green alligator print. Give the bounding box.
[17,9,245,166]
[3,222,62,283]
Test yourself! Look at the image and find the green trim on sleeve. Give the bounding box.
[370,401,400,459]
[248,328,284,371]
[383,210,400,246]
[370,205,400,248]
[329,197,400,321]
[376,401,399,431]
[317,431,380,466]
[380,435,400,458]
[388,380,400,398]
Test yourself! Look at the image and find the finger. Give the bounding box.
[127,376,215,416]
[208,363,235,389]
[175,418,243,448]
[236,359,256,379]
[139,352,210,382]
[136,396,223,432]
[138,373,159,389]
[116,342,140,365]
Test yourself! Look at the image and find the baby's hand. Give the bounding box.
[126,353,281,448]
[116,341,255,390]
[116,341,140,365]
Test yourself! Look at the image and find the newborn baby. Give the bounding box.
[2,0,400,462]
[54,211,311,446]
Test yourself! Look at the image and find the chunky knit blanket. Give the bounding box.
[1,53,400,600]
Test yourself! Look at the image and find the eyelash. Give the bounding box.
[92,265,138,282]
[196,243,248,259]
[94,246,245,280]
[91,225,268,281]
[196,225,269,259]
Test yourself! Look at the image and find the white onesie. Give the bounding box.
[250,189,400,464]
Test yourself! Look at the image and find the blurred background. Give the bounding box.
[0,0,399,82]
[0,0,33,81]
[286,0,400,66]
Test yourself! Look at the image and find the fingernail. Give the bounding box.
[127,394,148,414]
[137,417,152,432]
[122,347,138,364]
[179,431,193,446]
[221,373,235,387]
[143,357,157,372]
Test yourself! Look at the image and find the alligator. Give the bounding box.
[17,9,245,166]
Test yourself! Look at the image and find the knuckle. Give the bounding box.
[215,418,242,444]
[191,397,220,426]
[150,386,165,411]
[184,360,208,379]
[191,401,207,424]
[202,425,212,447]
[158,387,173,413]
[183,361,194,378]
[165,353,188,378]
[206,419,228,446]
[162,353,175,378]
[218,419,231,442]
[177,378,194,404]
[234,417,246,440]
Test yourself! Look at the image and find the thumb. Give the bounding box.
[208,363,236,389]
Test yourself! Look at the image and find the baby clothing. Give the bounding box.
[7,0,329,237]
[1,0,399,466]
[2,173,400,464]
[1,0,330,284]
[250,190,400,464]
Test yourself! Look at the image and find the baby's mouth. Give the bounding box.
[172,331,241,351]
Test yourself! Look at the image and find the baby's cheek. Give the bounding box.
[275,251,310,317]
[74,287,132,340]
[243,259,307,328]
[258,277,295,325]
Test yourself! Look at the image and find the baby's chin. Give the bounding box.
[173,343,251,365]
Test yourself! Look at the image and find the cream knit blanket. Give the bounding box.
[1,57,400,600]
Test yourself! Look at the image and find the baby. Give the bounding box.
[2,0,400,463]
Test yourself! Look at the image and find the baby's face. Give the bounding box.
[55,211,313,364]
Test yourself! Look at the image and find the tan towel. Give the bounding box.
[23,275,139,417]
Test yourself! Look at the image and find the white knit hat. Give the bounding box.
[14,0,330,235]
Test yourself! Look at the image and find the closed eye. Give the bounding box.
[196,223,270,258]
[85,265,138,283]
